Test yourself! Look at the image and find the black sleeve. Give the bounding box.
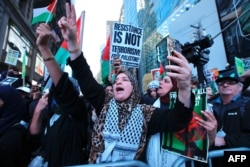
[147,92,195,135]
[139,95,156,105]
[67,54,105,115]
[53,73,88,118]
[242,78,250,91]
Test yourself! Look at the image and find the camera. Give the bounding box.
[181,34,214,65]
[156,34,214,86]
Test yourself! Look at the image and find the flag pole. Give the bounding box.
[45,0,57,24]
[109,27,113,79]
[79,11,85,51]
[22,47,27,87]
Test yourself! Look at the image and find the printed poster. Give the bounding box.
[5,49,19,66]
[110,23,143,68]
[235,57,245,76]
[162,88,209,163]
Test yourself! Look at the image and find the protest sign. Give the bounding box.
[243,57,250,71]
[161,88,209,164]
[5,49,19,66]
[110,23,143,68]
[235,57,245,76]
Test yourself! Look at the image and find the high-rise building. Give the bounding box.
[122,0,205,91]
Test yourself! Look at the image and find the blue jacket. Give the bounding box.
[210,94,250,148]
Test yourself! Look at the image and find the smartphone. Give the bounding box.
[166,36,182,66]
[156,36,181,74]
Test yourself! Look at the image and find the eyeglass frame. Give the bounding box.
[217,79,239,86]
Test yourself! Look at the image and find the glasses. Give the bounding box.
[217,80,238,86]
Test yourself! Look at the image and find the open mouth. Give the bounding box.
[116,87,124,91]
[116,87,124,92]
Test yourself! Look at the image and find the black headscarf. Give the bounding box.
[0,85,26,136]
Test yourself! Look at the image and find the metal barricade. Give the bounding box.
[67,147,250,167]
[66,160,149,167]
[172,147,250,167]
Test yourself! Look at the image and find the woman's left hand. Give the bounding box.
[194,111,217,146]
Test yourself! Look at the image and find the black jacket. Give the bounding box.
[39,73,89,167]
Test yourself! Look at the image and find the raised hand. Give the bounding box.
[29,92,49,135]
[165,50,192,91]
[58,3,77,44]
[194,111,217,146]
[58,3,80,59]
[36,23,52,50]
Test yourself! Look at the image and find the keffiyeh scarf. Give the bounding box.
[89,70,155,163]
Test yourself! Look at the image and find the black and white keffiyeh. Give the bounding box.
[89,70,155,163]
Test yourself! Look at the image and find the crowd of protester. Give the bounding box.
[1,2,250,167]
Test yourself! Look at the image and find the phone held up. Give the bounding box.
[156,36,182,74]
[166,36,182,67]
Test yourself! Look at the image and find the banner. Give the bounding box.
[162,88,209,163]
[110,23,143,68]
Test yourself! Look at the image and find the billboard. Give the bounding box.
[215,0,250,65]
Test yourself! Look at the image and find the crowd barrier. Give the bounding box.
[67,147,250,167]
[172,147,250,167]
[67,160,149,167]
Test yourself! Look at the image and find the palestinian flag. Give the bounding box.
[55,12,84,65]
[158,56,165,78]
[101,35,111,85]
[32,0,57,24]
[159,61,165,78]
